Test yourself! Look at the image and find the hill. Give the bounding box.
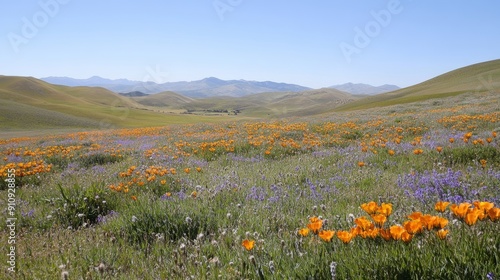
[330,83,400,95]
[184,88,357,117]
[41,76,311,97]
[334,59,500,111]
[0,76,224,135]
[132,91,194,108]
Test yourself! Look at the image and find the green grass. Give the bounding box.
[335,59,500,112]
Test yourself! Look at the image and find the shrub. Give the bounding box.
[55,183,115,229]
[120,201,217,245]
[78,152,123,168]
[442,145,500,166]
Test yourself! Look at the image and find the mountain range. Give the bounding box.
[41,76,312,98]
[41,76,399,97]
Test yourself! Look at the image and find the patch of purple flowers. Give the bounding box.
[397,168,482,204]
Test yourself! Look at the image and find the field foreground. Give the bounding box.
[1,92,500,279]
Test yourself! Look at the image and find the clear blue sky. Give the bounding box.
[1,0,499,88]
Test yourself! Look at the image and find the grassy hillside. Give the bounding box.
[132,91,193,108]
[0,76,231,136]
[335,59,500,111]
[184,88,357,117]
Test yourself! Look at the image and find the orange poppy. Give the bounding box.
[307,216,323,234]
[337,231,354,244]
[298,228,310,237]
[420,215,437,231]
[241,239,255,251]
[318,230,335,242]
[389,225,405,240]
[361,201,378,215]
[487,207,500,221]
[464,209,480,226]
[473,201,495,212]
[436,146,443,153]
[436,229,448,240]
[450,203,471,219]
[408,212,423,220]
[377,203,393,216]
[379,229,392,241]
[355,216,374,231]
[435,201,450,212]
[434,217,449,229]
[401,231,413,243]
[371,214,387,227]
[404,220,423,235]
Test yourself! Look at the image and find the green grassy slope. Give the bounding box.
[334,59,500,111]
[184,88,357,117]
[0,76,229,133]
[132,91,194,108]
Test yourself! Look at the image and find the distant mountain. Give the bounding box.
[42,76,139,87]
[119,91,148,97]
[329,83,399,95]
[41,76,311,97]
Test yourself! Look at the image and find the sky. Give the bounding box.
[1,0,500,89]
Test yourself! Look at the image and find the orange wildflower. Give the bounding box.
[435,201,450,212]
[404,220,423,235]
[487,207,500,222]
[388,149,395,156]
[377,203,393,216]
[131,195,137,201]
[401,231,413,243]
[190,191,197,198]
[357,161,365,167]
[371,214,387,228]
[420,215,438,231]
[336,230,354,244]
[464,209,480,226]
[361,201,378,215]
[450,203,471,219]
[436,229,448,240]
[318,230,335,242]
[436,146,443,153]
[380,228,392,241]
[449,138,455,143]
[389,225,405,240]
[434,217,449,229]
[241,239,255,251]
[355,216,374,231]
[298,228,310,237]
[307,216,323,234]
[413,149,423,155]
[408,212,423,220]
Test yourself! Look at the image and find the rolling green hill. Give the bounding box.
[132,91,194,108]
[334,59,500,111]
[183,88,357,117]
[0,76,228,136]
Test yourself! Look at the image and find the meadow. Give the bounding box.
[1,91,499,279]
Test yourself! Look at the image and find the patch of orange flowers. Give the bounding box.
[298,200,499,246]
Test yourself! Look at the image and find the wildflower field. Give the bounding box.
[1,92,500,279]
